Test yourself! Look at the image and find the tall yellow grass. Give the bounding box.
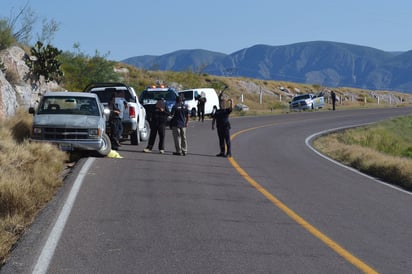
[0,109,68,265]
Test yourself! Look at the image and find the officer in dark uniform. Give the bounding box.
[211,98,233,157]
[170,95,189,155]
[196,93,207,122]
[108,94,121,150]
[143,99,169,154]
[331,90,337,111]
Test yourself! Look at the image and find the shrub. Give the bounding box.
[25,41,63,83]
[59,49,119,91]
[0,20,16,50]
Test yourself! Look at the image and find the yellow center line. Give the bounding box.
[228,123,378,274]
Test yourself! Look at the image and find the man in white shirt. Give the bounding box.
[114,91,127,142]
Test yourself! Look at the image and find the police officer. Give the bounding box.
[331,90,337,111]
[212,98,233,157]
[144,99,169,154]
[170,95,189,155]
[197,93,207,122]
[108,94,122,149]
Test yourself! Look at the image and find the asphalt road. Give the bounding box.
[3,107,412,274]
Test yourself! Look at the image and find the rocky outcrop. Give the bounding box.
[0,71,17,118]
[0,46,61,120]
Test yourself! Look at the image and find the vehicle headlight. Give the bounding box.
[32,127,42,135]
[88,128,100,137]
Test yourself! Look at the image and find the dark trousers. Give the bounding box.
[217,126,231,155]
[147,123,166,150]
[198,106,205,121]
[110,118,122,148]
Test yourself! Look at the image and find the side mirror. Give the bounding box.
[29,107,35,115]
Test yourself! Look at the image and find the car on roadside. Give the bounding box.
[29,91,112,157]
[84,82,149,145]
[289,93,325,111]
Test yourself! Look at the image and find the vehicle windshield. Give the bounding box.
[179,91,193,100]
[37,96,100,116]
[140,90,177,103]
[90,88,134,104]
[293,94,311,101]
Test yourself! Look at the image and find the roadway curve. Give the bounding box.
[3,107,412,274]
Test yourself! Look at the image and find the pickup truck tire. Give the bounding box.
[131,129,140,145]
[96,133,112,157]
[140,120,150,142]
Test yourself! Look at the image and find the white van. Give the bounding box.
[178,88,219,117]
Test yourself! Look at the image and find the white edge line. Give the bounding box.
[305,124,411,195]
[32,157,95,274]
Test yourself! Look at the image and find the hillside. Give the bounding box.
[1,44,412,121]
[114,63,412,115]
[122,41,412,93]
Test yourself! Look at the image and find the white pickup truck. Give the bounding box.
[84,83,149,145]
[289,93,325,111]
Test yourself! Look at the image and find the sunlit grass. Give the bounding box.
[313,115,412,191]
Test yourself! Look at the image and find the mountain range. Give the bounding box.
[122,41,412,93]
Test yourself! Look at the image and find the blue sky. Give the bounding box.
[2,0,411,61]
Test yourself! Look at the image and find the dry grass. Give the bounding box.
[0,109,68,265]
[313,117,412,191]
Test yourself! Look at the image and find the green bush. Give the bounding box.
[59,50,119,91]
[25,41,63,83]
[0,20,16,50]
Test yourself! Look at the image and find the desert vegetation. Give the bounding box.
[0,110,68,265]
[313,115,412,191]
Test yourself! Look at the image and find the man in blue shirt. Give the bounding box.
[170,96,189,155]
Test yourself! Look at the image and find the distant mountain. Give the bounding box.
[122,41,412,93]
[123,49,226,72]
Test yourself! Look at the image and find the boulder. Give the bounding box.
[0,46,62,119]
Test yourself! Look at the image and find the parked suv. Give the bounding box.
[84,83,149,145]
[139,84,179,122]
[29,91,111,157]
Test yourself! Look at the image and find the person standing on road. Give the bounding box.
[144,99,169,154]
[212,98,233,157]
[331,90,337,111]
[108,94,122,150]
[170,96,189,156]
[114,91,127,140]
[197,92,207,122]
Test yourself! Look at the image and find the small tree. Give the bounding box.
[25,41,63,83]
[59,45,119,91]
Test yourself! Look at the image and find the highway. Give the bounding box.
[3,107,412,274]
